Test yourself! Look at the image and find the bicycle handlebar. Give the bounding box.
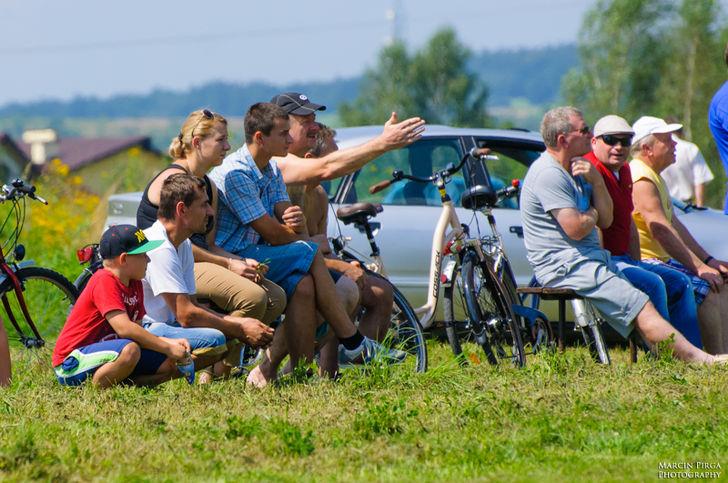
[369,149,499,194]
[0,179,48,205]
[497,177,521,198]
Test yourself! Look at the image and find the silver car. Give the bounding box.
[105,125,728,311]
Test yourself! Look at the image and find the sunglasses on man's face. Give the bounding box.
[600,134,633,147]
[569,125,590,136]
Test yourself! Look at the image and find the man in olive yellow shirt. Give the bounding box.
[630,116,728,353]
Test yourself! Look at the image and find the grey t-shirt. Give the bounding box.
[520,151,607,284]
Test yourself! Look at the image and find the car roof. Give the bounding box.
[334,124,544,147]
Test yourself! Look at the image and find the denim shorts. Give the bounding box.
[54,338,167,386]
[238,241,318,297]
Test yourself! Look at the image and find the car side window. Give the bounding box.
[348,138,464,206]
[321,177,342,201]
[475,141,543,209]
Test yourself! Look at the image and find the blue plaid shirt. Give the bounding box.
[208,144,290,254]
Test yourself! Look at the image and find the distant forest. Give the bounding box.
[0,45,577,118]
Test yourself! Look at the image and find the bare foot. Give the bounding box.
[709,354,728,364]
[198,370,214,385]
[246,365,275,388]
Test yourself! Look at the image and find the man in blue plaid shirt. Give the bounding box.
[208,103,406,387]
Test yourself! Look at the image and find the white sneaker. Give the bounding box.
[339,336,408,366]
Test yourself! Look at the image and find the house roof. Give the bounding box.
[0,132,29,163]
[17,136,159,171]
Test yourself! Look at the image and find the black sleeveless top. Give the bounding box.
[136,164,214,250]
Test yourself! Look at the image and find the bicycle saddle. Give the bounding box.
[336,203,383,225]
[461,185,498,210]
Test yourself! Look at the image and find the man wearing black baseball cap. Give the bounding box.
[270,92,326,117]
[269,91,426,185]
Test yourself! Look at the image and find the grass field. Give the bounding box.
[2,185,726,480]
[2,339,728,482]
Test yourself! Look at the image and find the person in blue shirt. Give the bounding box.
[708,42,728,214]
[209,103,407,387]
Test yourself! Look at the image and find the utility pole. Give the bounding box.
[385,0,404,46]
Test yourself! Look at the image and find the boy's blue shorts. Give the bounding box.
[54,338,166,386]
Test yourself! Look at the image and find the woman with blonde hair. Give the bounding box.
[137,109,286,380]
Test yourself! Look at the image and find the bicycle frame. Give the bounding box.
[338,155,500,331]
[0,258,44,345]
[0,214,42,345]
[337,184,467,330]
[416,186,463,329]
[408,180,491,330]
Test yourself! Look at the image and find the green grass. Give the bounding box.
[2,341,728,481]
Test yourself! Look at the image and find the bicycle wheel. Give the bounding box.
[526,314,555,354]
[366,271,427,373]
[443,280,464,360]
[460,250,525,367]
[446,257,496,363]
[492,259,555,356]
[0,267,77,349]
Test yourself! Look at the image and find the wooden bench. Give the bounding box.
[516,286,582,352]
[516,285,647,362]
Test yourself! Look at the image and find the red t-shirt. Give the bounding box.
[52,269,146,366]
[584,151,633,256]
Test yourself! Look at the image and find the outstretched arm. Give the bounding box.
[279,112,426,185]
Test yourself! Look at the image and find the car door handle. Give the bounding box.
[509,226,523,238]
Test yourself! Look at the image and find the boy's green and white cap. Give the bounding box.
[99,224,163,259]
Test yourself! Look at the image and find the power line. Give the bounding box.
[0,19,385,55]
[1,1,593,56]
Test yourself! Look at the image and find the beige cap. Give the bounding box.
[593,115,634,138]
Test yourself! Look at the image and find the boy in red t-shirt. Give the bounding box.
[53,225,191,388]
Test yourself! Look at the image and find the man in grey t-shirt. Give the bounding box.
[520,106,723,363]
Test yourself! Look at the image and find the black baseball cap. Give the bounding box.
[270,92,326,116]
[99,224,163,260]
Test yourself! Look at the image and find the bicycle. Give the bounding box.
[74,243,102,293]
[462,150,611,364]
[332,203,428,373]
[361,149,526,366]
[458,155,555,357]
[462,150,606,363]
[0,179,78,349]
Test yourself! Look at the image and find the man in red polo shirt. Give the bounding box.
[584,115,703,347]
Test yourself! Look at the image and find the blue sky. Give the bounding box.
[1,0,595,106]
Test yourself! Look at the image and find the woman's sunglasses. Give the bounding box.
[190,109,214,139]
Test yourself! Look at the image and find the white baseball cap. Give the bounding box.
[632,116,682,145]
